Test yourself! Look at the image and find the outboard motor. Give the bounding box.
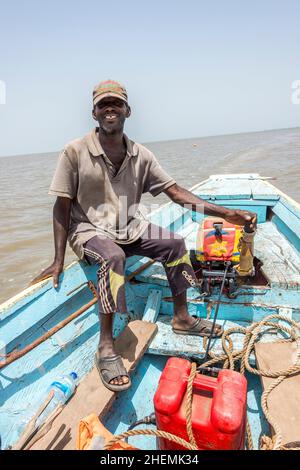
[191,217,256,298]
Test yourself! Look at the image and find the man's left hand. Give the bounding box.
[225,209,257,231]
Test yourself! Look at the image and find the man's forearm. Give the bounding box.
[53,197,72,265]
[168,185,231,218]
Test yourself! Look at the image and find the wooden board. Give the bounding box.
[148,315,260,365]
[30,320,157,450]
[255,341,300,446]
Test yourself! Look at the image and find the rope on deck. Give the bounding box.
[104,428,198,450]
[201,313,300,450]
[105,314,300,451]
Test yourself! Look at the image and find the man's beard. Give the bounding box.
[100,117,125,135]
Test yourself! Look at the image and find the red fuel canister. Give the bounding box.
[154,357,247,450]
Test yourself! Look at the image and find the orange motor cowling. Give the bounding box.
[196,217,243,263]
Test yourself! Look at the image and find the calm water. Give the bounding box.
[0,127,299,303]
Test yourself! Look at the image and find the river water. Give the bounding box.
[0,126,299,303]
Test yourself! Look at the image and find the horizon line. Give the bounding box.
[0,124,299,159]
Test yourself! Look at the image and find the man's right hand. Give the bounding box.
[30,261,63,288]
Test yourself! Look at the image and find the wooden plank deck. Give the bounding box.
[148,315,253,359]
[30,320,157,450]
[255,341,300,447]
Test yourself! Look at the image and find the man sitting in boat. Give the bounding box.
[33,80,256,392]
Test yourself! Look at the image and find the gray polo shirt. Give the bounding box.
[49,128,176,259]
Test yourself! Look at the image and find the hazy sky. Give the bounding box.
[0,0,300,157]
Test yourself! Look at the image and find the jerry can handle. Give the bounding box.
[184,373,218,393]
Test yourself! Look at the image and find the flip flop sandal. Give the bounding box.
[172,316,223,338]
[94,353,132,392]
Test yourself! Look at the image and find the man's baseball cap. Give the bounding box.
[93,80,128,107]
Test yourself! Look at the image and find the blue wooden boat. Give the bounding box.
[1,173,300,451]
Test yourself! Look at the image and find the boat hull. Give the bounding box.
[1,174,299,450]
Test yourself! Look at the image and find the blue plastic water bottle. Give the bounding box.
[50,372,78,402]
[35,372,78,428]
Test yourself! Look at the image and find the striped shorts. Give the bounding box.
[83,223,197,314]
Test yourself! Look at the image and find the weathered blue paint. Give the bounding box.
[147,314,292,363]
[271,200,300,253]
[272,215,300,253]
[127,269,300,311]
[192,203,268,224]
[142,289,162,323]
[273,201,300,237]
[148,315,251,359]
[192,174,279,202]
[103,354,166,450]
[0,174,299,450]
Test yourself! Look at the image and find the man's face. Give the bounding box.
[93,96,130,135]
